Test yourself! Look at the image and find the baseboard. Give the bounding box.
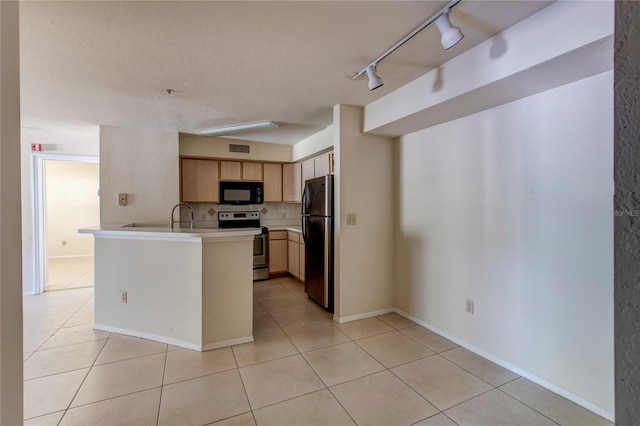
[333,307,395,324]
[202,336,254,351]
[48,254,94,259]
[268,272,291,279]
[393,308,615,423]
[94,323,252,352]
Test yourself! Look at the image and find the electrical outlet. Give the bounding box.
[121,291,128,303]
[118,193,128,206]
[347,214,357,225]
[466,299,474,314]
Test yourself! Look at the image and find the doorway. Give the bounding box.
[32,154,99,294]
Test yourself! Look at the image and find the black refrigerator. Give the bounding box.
[302,175,334,312]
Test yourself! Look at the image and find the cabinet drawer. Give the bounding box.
[270,230,288,240]
[288,231,300,242]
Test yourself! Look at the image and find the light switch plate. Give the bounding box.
[347,214,357,225]
[118,193,127,206]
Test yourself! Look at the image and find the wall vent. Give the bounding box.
[229,144,250,154]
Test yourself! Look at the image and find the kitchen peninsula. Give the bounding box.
[79,225,261,351]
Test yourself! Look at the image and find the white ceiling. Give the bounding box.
[19,1,553,145]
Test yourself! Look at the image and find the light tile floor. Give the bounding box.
[46,256,95,291]
[23,277,613,426]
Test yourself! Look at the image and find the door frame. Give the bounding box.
[30,153,99,295]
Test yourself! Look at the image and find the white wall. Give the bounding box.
[334,105,395,319]
[45,160,99,257]
[395,71,614,414]
[100,126,179,224]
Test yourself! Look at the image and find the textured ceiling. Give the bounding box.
[19,1,553,145]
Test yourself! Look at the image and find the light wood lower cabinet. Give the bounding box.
[288,232,300,279]
[299,239,305,283]
[269,230,288,274]
[269,229,304,280]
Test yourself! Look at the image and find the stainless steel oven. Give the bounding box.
[218,211,269,281]
[252,228,269,280]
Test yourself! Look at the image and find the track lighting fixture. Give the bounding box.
[349,0,464,91]
[435,11,464,50]
[365,65,384,90]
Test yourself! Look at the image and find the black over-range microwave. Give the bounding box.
[219,181,263,205]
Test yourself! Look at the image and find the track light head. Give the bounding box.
[435,11,464,50]
[365,64,384,91]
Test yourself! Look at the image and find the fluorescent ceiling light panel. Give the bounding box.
[198,121,279,137]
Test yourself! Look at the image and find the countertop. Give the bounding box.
[79,224,262,241]
[267,226,301,233]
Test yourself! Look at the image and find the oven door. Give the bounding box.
[253,233,268,266]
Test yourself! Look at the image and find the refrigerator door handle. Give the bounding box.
[302,216,307,242]
[302,184,309,214]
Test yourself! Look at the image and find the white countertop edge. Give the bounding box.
[268,226,302,233]
[79,225,261,240]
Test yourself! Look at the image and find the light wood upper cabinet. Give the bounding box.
[301,151,335,187]
[263,163,282,202]
[242,162,262,181]
[314,152,332,177]
[220,161,263,181]
[302,158,315,186]
[282,162,302,203]
[220,161,241,181]
[181,158,219,203]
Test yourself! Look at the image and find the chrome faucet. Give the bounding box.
[170,203,195,230]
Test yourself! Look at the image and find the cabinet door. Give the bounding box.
[269,239,288,273]
[314,152,332,177]
[181,158,219,203]
[299,240,305,283]
[220,161,241,180]
[242,162,263,181]
[302,158,315,186]
[288,239,300,278]
[283,163,302,203]
[263,163,282,202]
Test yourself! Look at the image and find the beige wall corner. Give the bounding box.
[292,125,333,162]
[0,1,24,423]
[333,104,395,319]
[179,133,292,162]
[100,126,179,225]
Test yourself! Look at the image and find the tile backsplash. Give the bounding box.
[180,202,301,228]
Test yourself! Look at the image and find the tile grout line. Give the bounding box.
[231,333,260,424]
[155,347,170,426]
[494,386,563,426]
[55,321,110,424]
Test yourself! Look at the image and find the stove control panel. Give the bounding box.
[218,211,260,221]
[218,211,261,228]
